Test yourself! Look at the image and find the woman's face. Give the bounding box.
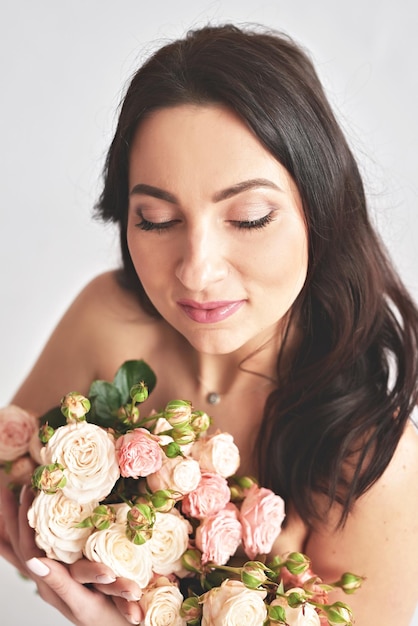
[127,104,308,355]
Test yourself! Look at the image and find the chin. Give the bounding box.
[184,328,250,355]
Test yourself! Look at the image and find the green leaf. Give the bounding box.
[39,405,66,429]
[112,360,157,404]
[88,380,122,425]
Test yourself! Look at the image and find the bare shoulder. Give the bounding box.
[67,271,149,321]
[12,271,161,413]
[305,420,418,625]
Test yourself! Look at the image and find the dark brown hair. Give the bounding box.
[96,24,418,524]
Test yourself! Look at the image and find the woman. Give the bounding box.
[1,24,417,625]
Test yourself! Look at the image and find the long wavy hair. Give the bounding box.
[95,24,418,525]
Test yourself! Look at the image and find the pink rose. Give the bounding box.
[0,405,38,462]
[195,503,242,565]
[190,432,240,478]
[147,455,201,496]
[116,428,163,478]
[240,484,285,559]
[182,472,231,519]
[7,455,37,485]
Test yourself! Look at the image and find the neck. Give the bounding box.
[190,328,285,404]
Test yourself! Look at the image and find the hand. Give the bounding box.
[0,485,144,625]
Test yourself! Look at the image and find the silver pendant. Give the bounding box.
[207,392,221,405]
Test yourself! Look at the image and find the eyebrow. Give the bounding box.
[129,178,282,204]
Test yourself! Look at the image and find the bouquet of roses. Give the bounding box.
[0,360,363,626]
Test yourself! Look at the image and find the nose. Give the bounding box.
[175,224,228,292]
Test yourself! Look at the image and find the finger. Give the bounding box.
[0,485,21,557]
[0,485,33,574]
[18,485,42,560]
[70,557,117,585]
[113,595,144,625]
[0,535,25,572]
[26,557,128,626]
[70,559,142,601]
[94,577,143,602]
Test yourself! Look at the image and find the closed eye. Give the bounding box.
[135,217,180,232]
[230,212,275,230]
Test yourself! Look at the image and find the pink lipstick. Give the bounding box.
[177,299,245,323]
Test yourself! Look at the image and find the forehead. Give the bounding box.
[128,104,298,199]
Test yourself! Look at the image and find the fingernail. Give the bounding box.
[125,615,141,625]
[96,574,117,584]
[19,484,27,505]
[26,557,50,577]
[121,590,142,602]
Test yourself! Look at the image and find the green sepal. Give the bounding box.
[267,604,287,623]
[113,360,156,404]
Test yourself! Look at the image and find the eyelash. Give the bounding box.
[135,212,275,232]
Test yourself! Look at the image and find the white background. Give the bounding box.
[0,1,417,624]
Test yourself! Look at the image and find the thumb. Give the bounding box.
[26,557,99,622]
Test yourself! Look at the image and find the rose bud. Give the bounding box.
[241,561,268,589]
[60,392,90,422]
[323,601,353,626]
[150,489,176,513]
[130,381,149,404]
[171,426,196,446]
[91,504,117,530]
[285,552,311,576]
[38,423,55,444]
[126,503,155,545]
[267,554,285,574]
[229,475,258,501]
[32,463,67,494]
[335,572,364,595]
[181,548,203,573]
[164,400,192,428]
[190,410,211,435]
[180,596,202,624]
[117,404,140,426]
[163,441,183,458]
[267,603,287,623]
[286,588,307,609]
[235,475,258,490]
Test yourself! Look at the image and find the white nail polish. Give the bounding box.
[26,557,50,577]
[96,574,117,584]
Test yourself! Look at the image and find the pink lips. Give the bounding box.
[177,299,245,323]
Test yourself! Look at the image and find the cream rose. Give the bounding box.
[270,596,321,626]
[42,421,120,503]
[190,433,240,478]
[83,505,153,589]
[27,490,97,563]
[0,405,38,462]
[149,509,192,576]
[139,581,186,626]
[240,484,285,559]
[195,503,242,565]
[201,579,267,626]
[147,455,201,496]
